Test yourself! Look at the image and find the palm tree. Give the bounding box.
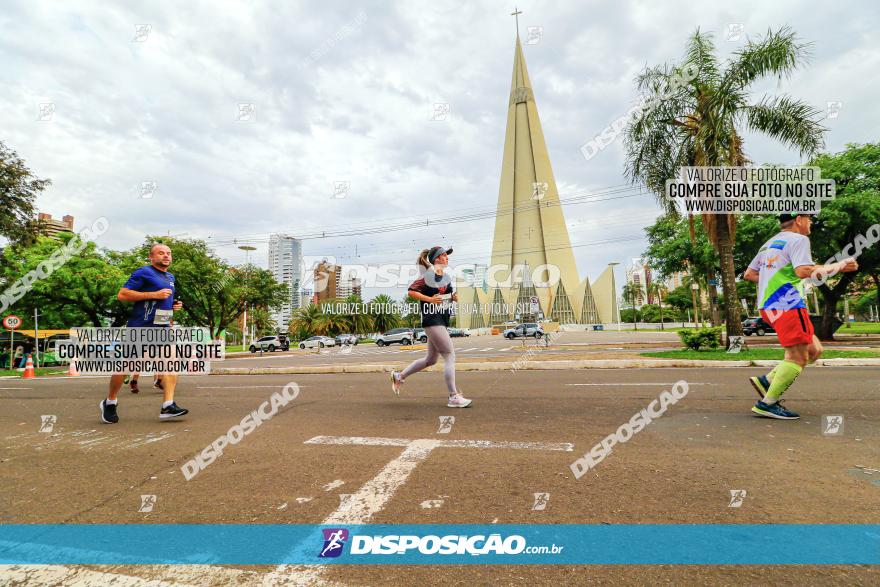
[369,294,400,334]
[621,283,643,331]
[399,294,420,328]
[343,294,372,336]
[289,304,322,339]
[625,27,826,343]
[648,282,668,330]
[313,299,350,336]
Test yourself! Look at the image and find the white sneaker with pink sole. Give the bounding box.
[446,394,472,408]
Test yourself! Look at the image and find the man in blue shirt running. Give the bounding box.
[100,244,188,423]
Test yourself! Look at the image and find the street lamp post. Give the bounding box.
[608,262,621,332]
[239,245,257,348]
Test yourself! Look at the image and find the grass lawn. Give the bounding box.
[0,366,66,378]
[642,348,880,361]
[837,321,880,334]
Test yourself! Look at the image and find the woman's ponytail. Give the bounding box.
[417,249,431,269]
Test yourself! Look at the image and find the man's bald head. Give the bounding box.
[149,243,173,270]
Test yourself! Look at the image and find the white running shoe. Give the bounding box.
[390,371,402,396]
[446,394,472,408]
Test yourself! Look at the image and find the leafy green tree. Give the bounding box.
[644,215,717,282]
[248,306,277,338]
[0,141,50,247]
[620,283,643,330]
[808,144,880,338]
[129,237,288,338]
[625,27,826,342]
[0,233,127,327]
[734,144,880,339]
[665,284,695,318]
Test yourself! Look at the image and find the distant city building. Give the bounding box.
[300,288,314,308]
[314,261,361,302]
[337,271,362,299]
[37,213,74,237]
[663,270,688,291]
[314,260,338,303]
[625,257,653,308]
[268,234,302,331]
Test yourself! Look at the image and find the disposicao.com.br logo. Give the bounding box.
[318,530,563,558]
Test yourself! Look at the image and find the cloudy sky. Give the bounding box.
[2,0,877,297]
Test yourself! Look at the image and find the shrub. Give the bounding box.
[677,327,722,351]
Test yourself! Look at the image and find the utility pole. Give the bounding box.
[239,245,257,348]
[33,309,40,367]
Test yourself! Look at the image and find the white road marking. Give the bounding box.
[270,434,572,583]
[479,348,494,352]
[0,565,200,586]
[295,497,313,504]
[566,382,714,386]
[0,387,32,390]
[459,347,479,352]
[196,385,308,389]
[322,479,345,492]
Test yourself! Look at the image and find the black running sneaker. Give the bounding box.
[153,378,164,390]
[160,402,188,420]
[100,399,119,424]
[129,380,140,394]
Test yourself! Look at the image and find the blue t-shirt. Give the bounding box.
[124,266,176,327]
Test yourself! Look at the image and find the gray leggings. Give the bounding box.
[400,325,457,395]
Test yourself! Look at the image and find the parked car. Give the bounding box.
[447,328,470,337]
[502,322,544,339]
[742,317,776,336]
[249,335,289,353]
[298,335,336,349]
[335,334,359,346]
[375,328,414,347]
[413,328,428,343]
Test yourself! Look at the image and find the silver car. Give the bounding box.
[298,336,336,349]
[502,323,544,339]
[375,328,414,347]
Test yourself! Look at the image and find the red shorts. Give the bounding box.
[761,308,814,347]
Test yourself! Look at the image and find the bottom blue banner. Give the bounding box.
[0,524,877,565]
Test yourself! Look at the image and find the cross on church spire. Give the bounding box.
[511,7,522,37]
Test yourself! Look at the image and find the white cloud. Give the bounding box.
[1,0,876,298]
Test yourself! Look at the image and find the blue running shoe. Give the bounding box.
[749,375,771,400]
[751,400,799,420]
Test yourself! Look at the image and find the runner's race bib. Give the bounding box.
[153,309,173,326]
[438,293,453,313]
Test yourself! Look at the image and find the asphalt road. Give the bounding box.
[1,365,878,585]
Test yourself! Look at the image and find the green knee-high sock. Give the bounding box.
[766,363,781,382]
[763,360,802,404]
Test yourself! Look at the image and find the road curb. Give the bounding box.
[210,357,880,376]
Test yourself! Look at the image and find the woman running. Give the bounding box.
[391,246,472,407]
